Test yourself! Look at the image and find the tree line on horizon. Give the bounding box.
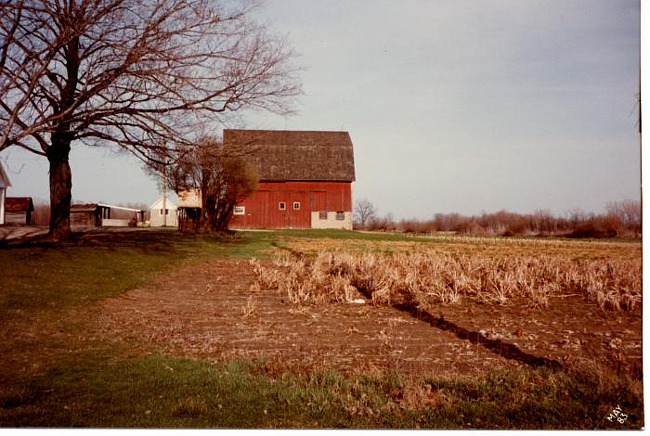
[24,196,642,239]
[353,198,642,239]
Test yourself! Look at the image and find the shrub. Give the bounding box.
[568,219,621,239]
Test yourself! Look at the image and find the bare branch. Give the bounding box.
[0,0,300,156]
[0,0,299,239]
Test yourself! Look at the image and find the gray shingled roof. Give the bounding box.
[223,129,355,182]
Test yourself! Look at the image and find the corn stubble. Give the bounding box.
[250,250,640,312]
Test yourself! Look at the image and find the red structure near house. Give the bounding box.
[5,197,34,225]
[224,129,355,229]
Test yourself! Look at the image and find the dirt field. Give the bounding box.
[97,258,642,380]
[0,230,642,428]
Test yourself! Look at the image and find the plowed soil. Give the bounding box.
[97,259,643,379]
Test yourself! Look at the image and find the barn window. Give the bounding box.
[293,202,300,210]
[319,211,328,220]
[160,209,169,215]
[278,202,286,211]
[336,211,345,220]
[233,206,245,215]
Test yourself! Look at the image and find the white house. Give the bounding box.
[0,162,11,225]
[149,196,178,227]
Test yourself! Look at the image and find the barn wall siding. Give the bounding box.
[230,181,352,229]
[5,212,29,225]
[70,211,99,226]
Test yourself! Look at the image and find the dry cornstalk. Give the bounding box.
[250,250,641,312]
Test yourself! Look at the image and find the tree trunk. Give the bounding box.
[47,137,73,241]
[46,31,79,242]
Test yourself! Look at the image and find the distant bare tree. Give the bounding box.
[165,137,258,232]
[606,199,641,235]
[0,0,300,240]
[354,198,377,229]
[432,212,465,232]
[529,209,556,234]
[566,208,591,229]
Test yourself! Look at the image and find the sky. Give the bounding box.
[0,0,642,219]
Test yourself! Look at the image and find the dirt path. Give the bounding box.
[96,259,642,379]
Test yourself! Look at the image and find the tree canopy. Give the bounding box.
[164,137,259,232]
[0,0,300,239]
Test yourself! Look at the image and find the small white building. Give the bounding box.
[149,196,178,227]
[0,162,11,225]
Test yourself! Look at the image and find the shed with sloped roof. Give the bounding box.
[70,203,111,226]
[5,197,34,225]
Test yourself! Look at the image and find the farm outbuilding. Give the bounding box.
[177,189,201,232]
[0,162,10,225]
[224,129,356,230]
[70,203,145,227]
[100,204,146,226]
[5,197,34,225]
[70,204,111,226]
[149,196,178,227]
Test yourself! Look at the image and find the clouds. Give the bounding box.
[251,0,640,218]
[1,1,640,218]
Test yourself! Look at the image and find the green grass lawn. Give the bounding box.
[2,352,641,429]
[0,228,643,429]
[0,230,271,319]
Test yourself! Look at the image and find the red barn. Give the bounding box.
[225,129,355,229]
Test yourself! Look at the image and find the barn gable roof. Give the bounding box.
[150,196,177,210]
[6,197,33,212]
[223,129,355,182]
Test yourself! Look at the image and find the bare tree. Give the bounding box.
[354,198,376,229]
[165,137,258,232]
[0,0,300,240]
[606,199,641,235]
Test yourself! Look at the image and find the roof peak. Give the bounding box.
[224,129,355,182]
[225,128,349,134]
